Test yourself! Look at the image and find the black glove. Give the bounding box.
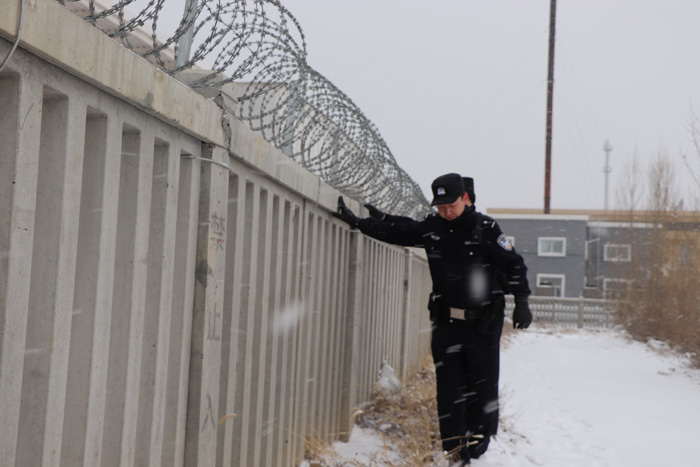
[512,296,532,329]
[364,203,386,220]
[332,196,359,228]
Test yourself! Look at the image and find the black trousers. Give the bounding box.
[430,312,504,456]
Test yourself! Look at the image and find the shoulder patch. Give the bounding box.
[497,233,513,251]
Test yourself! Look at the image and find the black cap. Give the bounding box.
[462,177,476,204]
[431,173,465,206]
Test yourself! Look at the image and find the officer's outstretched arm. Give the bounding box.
[364,203,417,225]
[332,197,423,247]
[363,203,386,220]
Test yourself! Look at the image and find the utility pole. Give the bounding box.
[603,139,613,210]
[543,0,557,214]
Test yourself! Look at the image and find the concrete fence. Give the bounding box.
[0,1,433,466]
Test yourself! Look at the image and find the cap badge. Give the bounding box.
[437,187,446,195]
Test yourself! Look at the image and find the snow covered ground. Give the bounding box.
[310,328,700,466]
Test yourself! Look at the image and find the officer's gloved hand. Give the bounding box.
[364,203,386,220]
[332,196,360,228]
[512,296,532,329]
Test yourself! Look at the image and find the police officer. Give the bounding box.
[333,173,532,464]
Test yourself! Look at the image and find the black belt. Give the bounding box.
[448,307,480,320]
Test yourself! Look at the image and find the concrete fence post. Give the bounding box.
[338,230,364,442]
[18,90,86,467]
[102,125,155,467]
[399,251,414,380]
[184,145,229,467]
[135,138,183,467]
[0,70,43,467]
[60,109,121,467]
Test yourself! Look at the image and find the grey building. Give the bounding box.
[487,209,700,299]
[584,221,653,299]
[490,213,589,298]
[489,209,700,300]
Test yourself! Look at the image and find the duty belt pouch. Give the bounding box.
[428,293,450,323]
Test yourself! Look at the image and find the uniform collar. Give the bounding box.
[446,206,477,228]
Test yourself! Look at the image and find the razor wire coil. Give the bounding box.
[57,0,431,217]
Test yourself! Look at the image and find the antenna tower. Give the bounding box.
[603,139,613,210]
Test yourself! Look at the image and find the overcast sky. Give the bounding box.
[279,0,700,211]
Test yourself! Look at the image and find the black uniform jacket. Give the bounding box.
[357,207,530,310]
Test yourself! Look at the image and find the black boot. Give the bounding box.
[467,434,490,459]
[445,446,470,466]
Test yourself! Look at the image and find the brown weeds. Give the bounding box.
[355,354,444,466]
[306,327,521,466]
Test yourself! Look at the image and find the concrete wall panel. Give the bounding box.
[162,150,201,467]
[102,125,152,467]
[184,146,228,467]
[61,108,121,467]
[17,86,86,467]
[217,173,244,467]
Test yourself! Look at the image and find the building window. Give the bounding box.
[603,244,631,262]
[538,237,566,257]
[536,274,565,297]
[603,278,630,299]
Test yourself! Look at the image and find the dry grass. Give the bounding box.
[612,212,700,368]
[305,325,527,466]
[354,355,445,466]
[612,153,700,368]
[302,354,446,466]
[304,429,338,464]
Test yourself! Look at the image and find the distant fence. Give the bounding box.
[0,2,433,466]
[505,296,616,329]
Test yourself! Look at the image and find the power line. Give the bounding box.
[441,29,548,171]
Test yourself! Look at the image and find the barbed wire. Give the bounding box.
[58,0,431,217]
